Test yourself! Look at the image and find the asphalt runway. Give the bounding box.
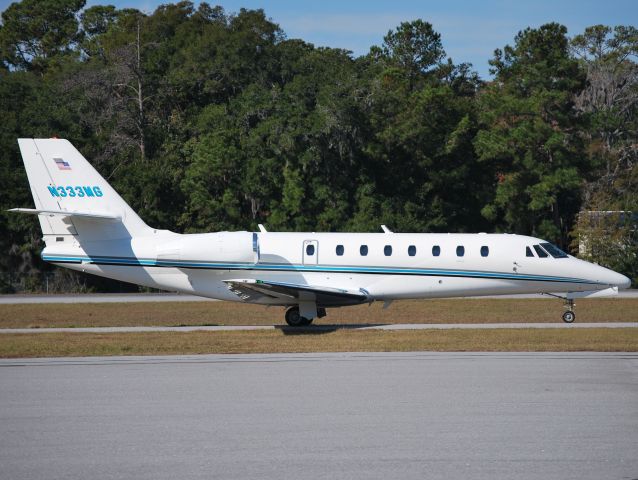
[0,352,636,480]
[1,322,637,333]
[1,290,637,304]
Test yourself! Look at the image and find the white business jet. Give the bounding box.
[10,139,631,325]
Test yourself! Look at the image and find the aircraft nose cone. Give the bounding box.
[593,264,632,289]
[617,273,631,290]
[604,268,631,289]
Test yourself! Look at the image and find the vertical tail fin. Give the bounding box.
[15,138,150,241]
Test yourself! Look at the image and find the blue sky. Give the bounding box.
[2,0,637,77]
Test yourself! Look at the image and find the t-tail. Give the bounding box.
[10,138,257,294]
[10,138,151,246]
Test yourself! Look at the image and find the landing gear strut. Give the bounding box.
[285,306,313,326]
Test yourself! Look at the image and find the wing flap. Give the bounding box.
[224,279,370,306]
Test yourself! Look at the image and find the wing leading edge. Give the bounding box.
[224,279,370,307]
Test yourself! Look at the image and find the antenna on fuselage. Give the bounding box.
[381,225,393,234]
[258,224,267,233]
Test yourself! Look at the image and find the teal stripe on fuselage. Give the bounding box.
[41,254,601,285]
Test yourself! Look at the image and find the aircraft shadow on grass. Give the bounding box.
[276,323,390,335]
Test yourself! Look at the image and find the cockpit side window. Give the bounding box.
[540,242,568,258]
[526,246,534,257]
[533,245,549,258]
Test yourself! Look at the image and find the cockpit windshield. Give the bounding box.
[533,245,548,258]
[539,242,568,258]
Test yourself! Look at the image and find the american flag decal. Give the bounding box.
[54,158,71,170]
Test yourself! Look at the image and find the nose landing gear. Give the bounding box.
[544,294,576,323]
[562,300,576,323]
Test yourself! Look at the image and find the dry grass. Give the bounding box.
[0,298,636,329]
[0,328,636,358]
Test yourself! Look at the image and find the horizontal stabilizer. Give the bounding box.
[8,208,121,221]
[224,279,370,307]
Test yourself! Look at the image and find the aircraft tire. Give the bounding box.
[562,311,575,323]
[285,306,306,327]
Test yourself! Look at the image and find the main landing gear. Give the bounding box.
[284,306,327,327]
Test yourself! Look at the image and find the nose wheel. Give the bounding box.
[562,310,575,323]
[561,298,576,323]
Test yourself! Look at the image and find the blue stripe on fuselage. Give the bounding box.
[41,253,600,285]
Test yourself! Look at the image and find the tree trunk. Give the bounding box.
[136,20,146,161]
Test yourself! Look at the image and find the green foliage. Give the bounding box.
[567,24,638,283]
[0,1,636,290]
[573,212,638,285]
[381,19,445,85]
[0,0,85,73]
[475,23,588,246]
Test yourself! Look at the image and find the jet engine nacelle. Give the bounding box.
[156,231,259,264]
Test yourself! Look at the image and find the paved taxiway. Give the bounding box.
[1,352,636,480]
[1,322,637,333]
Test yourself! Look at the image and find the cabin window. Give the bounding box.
[456,246,465,257]
[408,245,417,256]
[56,237,64,242]
[540,242,568,258]
[533,245,549,258]
[336,245,344,256]
[384,245,392,256]
[526,246,534,257]
[480,246,489,257]
[306,244,315,256]
[360,245,368,256]
[432,245,441,257]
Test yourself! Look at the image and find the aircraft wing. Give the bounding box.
[224,279,370,306]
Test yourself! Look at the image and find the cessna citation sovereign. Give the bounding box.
[10,139,631,325]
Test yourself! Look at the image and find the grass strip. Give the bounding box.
[0,328,636,358]
[0,298,637,329]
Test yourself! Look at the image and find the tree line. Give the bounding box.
[0,0,636,292]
